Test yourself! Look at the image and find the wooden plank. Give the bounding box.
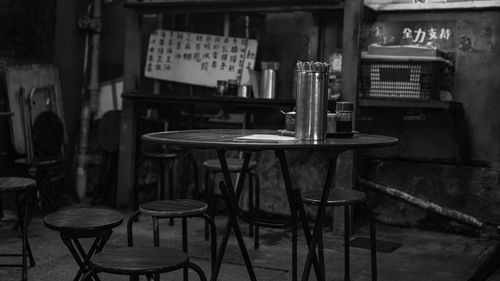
[117,1,142,208]
[124,0,344,14]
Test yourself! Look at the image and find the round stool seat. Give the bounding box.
[43,208,123,232]
[90,247,188,275]
[202,158,257,172]
[143,151,180,160]
[302,189,366,206]
[140,199,208,218]
[0,177,36,192]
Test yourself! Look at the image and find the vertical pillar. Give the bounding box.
[116,0,141,207]
[333,0,364,235]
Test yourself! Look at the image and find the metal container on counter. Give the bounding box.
[260,61,280,99]
[295,68,329,141]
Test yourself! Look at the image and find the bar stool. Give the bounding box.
[43,208,123,281]
[135,149,200,212]
[296,188,377,281]
[81,247,207,281]
[0,177,36,281]
[202,158,260,248]
[129,199,216,281]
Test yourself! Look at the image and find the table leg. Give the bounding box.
[276,150,323,281]
[60,230,112,281]
[300,156,338,281]
[210,150,257,281]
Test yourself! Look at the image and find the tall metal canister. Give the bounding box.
[295,62,330,141]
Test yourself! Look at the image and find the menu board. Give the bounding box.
[145,29,258,87]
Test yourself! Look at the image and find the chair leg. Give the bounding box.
[145,274,155,281]
[153,216,160,281]
[189,154,200,199]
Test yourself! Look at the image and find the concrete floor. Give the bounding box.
[1,202,500,281]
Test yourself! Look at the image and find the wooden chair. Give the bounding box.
[0,177,37,281]
[129,199,216,281]
[295,188,377,281]
[203,158,260,248]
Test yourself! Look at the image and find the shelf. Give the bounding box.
[358,98,463,110]
[122,92,298,108]
[124,0,344,14]
[366,0,500,11]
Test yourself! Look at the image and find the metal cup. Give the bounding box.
[237,85,250,98]
[295,70,329,141]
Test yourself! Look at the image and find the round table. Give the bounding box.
[44,208,123,281]
[143,129,397,281]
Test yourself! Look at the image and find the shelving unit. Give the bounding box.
[117,0,365,206]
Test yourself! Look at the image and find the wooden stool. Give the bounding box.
[129,199,216,281]
[0,177,36,281]
[43,208,123,281]
[296,189,377,281]
[203,158,260,248]
[81,247,207,281]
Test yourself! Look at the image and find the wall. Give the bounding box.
[360,9,500,233]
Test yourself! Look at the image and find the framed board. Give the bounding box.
[144,29,258,88]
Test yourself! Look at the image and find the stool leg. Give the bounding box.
[367,203,377,281]
[168,160,175,226]
[344,205,351,281]
[254,173,260,250]
[205,171,215,241]
[204,170,210,241]
[82,268,97,281]
[201,214,217,272]
[17,191,27,281]
[146,274,154,281]
[248,172,254,238]
[182,217,189,281]
[153,217,160,281]
[158,159,165,201]
[189,154,200,199]
[292,222,297,281]
[318,224,325,281]
[187,261,208,281]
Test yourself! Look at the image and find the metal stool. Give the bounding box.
[203,158,260,248]
[296,188,377,281]
[0,177,36,281]
[81,247,207,281]
[43,208,123,281]
[129,199,216,281]
[135,150,200,213]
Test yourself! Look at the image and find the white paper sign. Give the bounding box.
[145,29,258,87]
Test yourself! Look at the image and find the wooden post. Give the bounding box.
[116,0,142,207]
[333,0,364,235]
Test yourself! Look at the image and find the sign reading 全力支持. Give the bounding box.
[145,29,258,88]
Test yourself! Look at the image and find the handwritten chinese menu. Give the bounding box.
[145,29,258,88]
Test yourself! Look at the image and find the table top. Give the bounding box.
[44,208,123,232]
[142,129,398,151]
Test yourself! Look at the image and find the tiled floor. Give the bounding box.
[1,202,499,281]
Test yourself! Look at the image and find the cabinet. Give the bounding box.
[117,0,366,207]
